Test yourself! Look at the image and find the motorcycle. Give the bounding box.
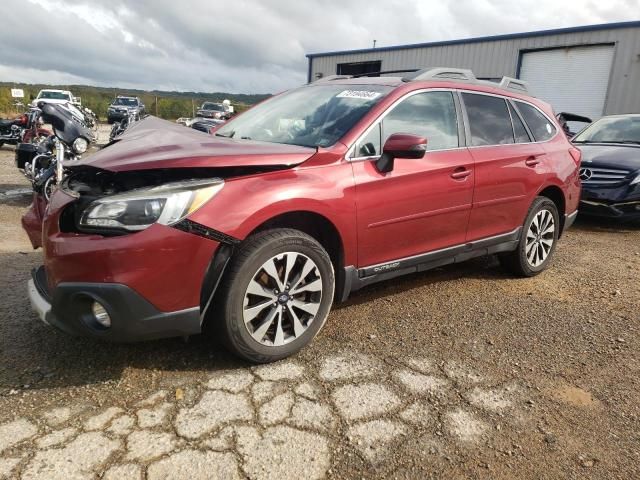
[16,102,94,201]
[23,107,53,144]
[0,108,52,148]
[81,106,99,135]
[109,109,139,142]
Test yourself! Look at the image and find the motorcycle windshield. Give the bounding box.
[40,104,91,145]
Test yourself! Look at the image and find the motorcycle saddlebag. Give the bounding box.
[15,143,39,170]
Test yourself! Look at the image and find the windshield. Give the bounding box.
[215,84,392,147]
[573,116,640,144]
[202,103,224,111]
[38,91,70,100]
[114,98,138,106]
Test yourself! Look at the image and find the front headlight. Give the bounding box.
[631,173,640,185]
[72,137,89,154]
[79,179,224,232]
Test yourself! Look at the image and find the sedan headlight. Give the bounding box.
[79,179,224,232]
[72,137,89,154]
[631,173,640,185]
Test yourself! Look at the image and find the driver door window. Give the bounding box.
[383,91,459,150]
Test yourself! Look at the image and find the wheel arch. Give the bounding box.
[248,211,347,303]
[248,210,344,270]
[537,184,567,235]
[199,210,348,321]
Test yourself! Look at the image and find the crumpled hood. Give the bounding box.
[578,143,640,172]
[77,116,317,172]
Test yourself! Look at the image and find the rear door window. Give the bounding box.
[462,93,514,146]
[515,101,556,141]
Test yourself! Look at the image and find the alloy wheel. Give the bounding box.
[242,252,323,347]
[525,209,555,267]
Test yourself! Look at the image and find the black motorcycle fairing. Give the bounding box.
[39,103,91,146]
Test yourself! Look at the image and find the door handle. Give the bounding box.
[451,168,472,180]
[525,156,541,167]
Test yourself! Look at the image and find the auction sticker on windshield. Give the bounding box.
[336,90,382,100]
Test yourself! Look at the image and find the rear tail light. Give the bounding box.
[569,147,581,164]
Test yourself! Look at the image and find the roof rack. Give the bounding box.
[312,74,351,83]
[498,76,529,92]
[404,67,477,82]
[312,69,420,83]
[352,69,419,78]
[405,67,530,93]
[311,67,530,94]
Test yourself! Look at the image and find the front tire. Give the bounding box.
[499,197,560,277]
[216,229,335,363]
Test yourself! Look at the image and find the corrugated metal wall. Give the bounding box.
[309,26,640,115]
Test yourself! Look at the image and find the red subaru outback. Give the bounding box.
[25,68,581,363]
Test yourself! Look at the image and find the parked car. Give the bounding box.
[191,117,226,134]
[196,102,229,119]
[31,89,80,107]
[107,96,145,124]
[24,68,580,363]
[572,114,640,221]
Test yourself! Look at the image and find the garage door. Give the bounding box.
[519,45,615,121]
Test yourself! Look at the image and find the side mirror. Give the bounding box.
[375,133,427,173]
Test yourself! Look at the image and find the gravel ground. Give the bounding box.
[0,140,639,479]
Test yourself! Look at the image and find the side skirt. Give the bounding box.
[338,227,521,302]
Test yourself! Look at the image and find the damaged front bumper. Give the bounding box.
[28,266,201,341]
[579,198,640,220]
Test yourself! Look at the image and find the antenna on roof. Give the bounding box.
[373,40,377,48]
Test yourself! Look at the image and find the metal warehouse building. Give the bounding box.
[306,21,640,121]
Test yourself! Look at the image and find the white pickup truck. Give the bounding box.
[31,89,81,107]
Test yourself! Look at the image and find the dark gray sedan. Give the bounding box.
[573,114,640,221]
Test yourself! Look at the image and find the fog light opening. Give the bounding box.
[91,301,111,329]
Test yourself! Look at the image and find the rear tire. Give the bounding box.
[499,197,560,277]
[215,229,335,363]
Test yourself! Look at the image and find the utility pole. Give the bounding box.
[155,96,158,116]
[373,39,377,48]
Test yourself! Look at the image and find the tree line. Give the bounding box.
[0,83,270,120]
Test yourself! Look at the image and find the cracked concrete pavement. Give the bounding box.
[0,145,639,479]
[1,353,524,479]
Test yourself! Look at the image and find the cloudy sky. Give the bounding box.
[1,0,638,93]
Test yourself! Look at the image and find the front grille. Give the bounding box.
[579,167,631,185]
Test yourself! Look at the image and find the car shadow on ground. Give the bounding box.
[0,249,505,393]
[573,214,640,233]
[337,254,508,310]
[2,214,634,393]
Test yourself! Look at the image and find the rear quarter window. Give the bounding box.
[508,102,531,143]
[515,101,556,141]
